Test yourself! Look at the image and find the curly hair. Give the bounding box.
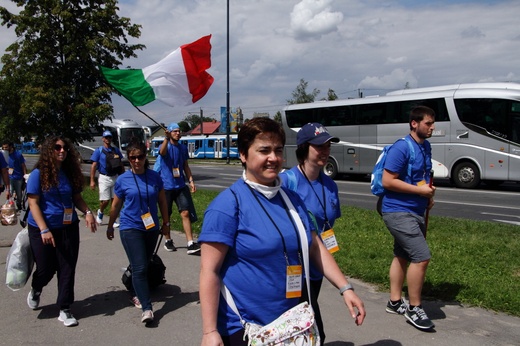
[35,136,84,192]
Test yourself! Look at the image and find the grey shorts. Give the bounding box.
[382,212,431,263]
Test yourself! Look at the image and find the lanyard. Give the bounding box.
[246,184,302,267]
[299,166,331,230]
[131,169,150,214]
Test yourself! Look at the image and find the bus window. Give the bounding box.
[455,99,510,140]
[401,98,449,122]
[207,140,215,148]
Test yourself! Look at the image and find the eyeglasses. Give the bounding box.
[129,154,146,161]
[54,144,69,152]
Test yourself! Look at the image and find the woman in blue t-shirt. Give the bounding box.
[199,118,366,346]
[26,136,97,327]
[106,138,169,325]
[279,122,341,346]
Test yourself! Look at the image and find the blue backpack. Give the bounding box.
[153,155,162,172]
[370,137,415,196]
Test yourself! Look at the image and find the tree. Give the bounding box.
[178,120,190,133]
[0,0,145,144]
[273,111,282,123]
[323,88,338,101]
[286,78,320,104]
[184,113,214,129]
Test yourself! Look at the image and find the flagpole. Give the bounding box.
[133,105,166,131]
[226,0,231,164]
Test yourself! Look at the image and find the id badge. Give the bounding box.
[321,228,340,253]
[172,167,181,178]
[141,212,155,230]
[63,208,73,224]
[8,168,13,175]
[286,265,302,298]
[417,180,427,186]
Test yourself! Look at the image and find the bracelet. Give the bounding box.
[339,283,354,295]
[203,329,217,335]
[84,209,92,216]
[40,228,50,235]
[189,179,194,183]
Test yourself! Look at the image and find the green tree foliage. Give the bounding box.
[324,88,338,101]
[0,0,145,144]
[286,78,320,104]
[273,111,282,123]
[184,113,215,129]
[178,120,190,133]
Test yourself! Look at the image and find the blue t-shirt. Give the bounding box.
[199,179,314,336]
[381,135,432,215]
[7,150,26,180]
[280,167,341,280]
[90,146,123,176]
[158,142,189,190]
[114,169,164,232]
[27,168,80,229]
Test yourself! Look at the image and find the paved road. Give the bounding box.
[1,216,519,345]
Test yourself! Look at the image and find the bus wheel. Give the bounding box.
[453,161,481,188]
[323,159,338,179]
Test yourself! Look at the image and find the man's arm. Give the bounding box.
[159,132,170,157]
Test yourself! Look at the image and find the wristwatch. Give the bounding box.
[163,222,170,227]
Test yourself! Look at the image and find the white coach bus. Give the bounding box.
[282,82,520,188]
[77,119,151,163]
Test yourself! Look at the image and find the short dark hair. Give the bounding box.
[126,137,149,169]
[295,143,310,165]
[237,118,285,167]
[409,106,435,130]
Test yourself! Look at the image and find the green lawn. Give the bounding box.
[82,188,520,317]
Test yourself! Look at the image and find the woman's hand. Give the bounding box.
[342,290,366,326]
[85,213,97,233]
[200,330,223,346]
[41,230,55,247]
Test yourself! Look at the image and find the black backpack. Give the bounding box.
[102,148,124,176]
[121,235,167,290]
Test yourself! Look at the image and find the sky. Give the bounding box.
[1,0,519,128]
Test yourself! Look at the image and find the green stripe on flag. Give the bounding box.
[100,66,156,106]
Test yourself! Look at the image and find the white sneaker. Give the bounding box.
[58,309,78,327]
[27,289,41,310]
[113,222,120,228]
[95,209,103,225]
[141,310,154,323]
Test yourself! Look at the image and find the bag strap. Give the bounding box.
[221,188,312,324]
[154,234,163,255]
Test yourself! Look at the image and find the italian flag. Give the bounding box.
[100,35,214,107]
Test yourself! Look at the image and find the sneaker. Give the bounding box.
[131,296,142,309]
[58,309,78,327]
[386,298,407,315]
[141,310,154,323]
[113,222,120,228]
[187,241,201,255]
[405,305,435,330]
[164,239,177,252]
[27,289,41,310]
[96,209,103,225]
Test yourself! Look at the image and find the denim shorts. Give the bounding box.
[382,212,431,263]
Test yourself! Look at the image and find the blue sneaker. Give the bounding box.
[386,298,407,315]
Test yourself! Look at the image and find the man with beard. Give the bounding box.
[381,106,436,331]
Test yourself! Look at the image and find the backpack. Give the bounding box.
[121,235,166,290]
[102,148,124,176]
[153,155,162,172]
[370,137,415,196]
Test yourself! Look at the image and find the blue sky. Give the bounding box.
[1,0,519,127]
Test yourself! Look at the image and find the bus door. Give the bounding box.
[508,113,520,181]
[187,141,196,158]
[214,139,223,158]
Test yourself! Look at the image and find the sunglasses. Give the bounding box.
[54,144,70,152]
[129,154,146,161]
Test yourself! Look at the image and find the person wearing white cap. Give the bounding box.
[156,122,200,254]
[89,130,124,227]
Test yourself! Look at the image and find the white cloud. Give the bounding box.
[1,0,519,126]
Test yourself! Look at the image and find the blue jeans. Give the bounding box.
[119,228,159,311]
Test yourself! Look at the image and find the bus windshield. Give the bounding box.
[119,127,146,150]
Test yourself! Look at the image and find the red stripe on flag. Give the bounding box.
[180,35,215,103]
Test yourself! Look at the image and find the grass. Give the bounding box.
[81,188,520,317]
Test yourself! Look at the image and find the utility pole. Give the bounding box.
[226,0,231,164]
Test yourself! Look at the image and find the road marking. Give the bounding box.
[481,212,520,219]
[493,220,520,226]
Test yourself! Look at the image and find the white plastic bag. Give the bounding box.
[5,227,34,291]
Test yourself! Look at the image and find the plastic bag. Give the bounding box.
[1,198,17,225]
[5,227,34,291]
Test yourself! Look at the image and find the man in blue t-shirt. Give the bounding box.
[89,130,123,227]
[381,106,436,331]
[157,122,199,255]
[0,147,11,199]
[2,141,25,209]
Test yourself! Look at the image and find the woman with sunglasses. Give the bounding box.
[26,136,97,327]
[106,137,169,324]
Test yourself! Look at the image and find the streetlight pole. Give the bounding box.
[226,0,231,164]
